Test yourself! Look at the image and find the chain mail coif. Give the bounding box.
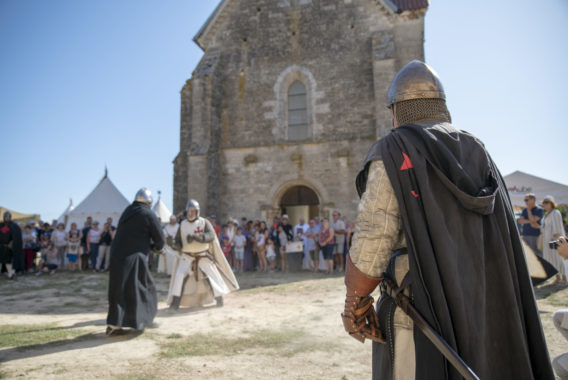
[395,98,452,126]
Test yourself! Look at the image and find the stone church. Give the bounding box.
[173,0,427,224]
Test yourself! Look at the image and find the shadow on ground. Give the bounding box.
[0,327,142,363]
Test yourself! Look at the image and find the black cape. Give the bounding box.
[0,221,23,271]
[357,122,554,380]
[106,201,165,330]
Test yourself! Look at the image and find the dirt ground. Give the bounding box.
[0,270,566,379]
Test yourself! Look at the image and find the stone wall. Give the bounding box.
[174,0,425,223]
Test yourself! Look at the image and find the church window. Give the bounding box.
[287,81,308,140]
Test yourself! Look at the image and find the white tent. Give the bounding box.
[504,171,568,209]
[57,199,75,226]
[64,173,130,230]
[152,198,172,224]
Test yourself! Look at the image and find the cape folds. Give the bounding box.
[357,122,554,380]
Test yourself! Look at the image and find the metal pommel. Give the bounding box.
[134,188,153,206]
[185,199,200,221]
[387,60,446,108]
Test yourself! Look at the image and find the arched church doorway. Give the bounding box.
[279,185,319,226]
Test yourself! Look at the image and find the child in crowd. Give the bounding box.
[221,236,232,264]
[36,241,58,275]
[278,225,289,272]
[266,238,276,272]
[39,234,51,270]
[66,229,81,272]
[233,227,246,272]
[253,228,266,272]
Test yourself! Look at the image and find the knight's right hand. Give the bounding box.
[186,234,193,243]
[341,294,385,344]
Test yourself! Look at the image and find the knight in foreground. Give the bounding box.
[106,188,165,336]
[342,60,554,379]
[167,199,238,311]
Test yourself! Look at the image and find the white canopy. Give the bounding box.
[65,173,130,230]
[504,171,568,209]
[152,198,172,223]
[57,199,75,226]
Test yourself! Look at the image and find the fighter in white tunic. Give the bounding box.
[167,200,238,310]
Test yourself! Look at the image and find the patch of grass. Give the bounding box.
[166,333,182,340]
[60,301,89,310]
[159,328,304,358]
[0,323,92,349]
[546,288,568,306]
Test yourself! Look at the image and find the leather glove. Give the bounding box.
[192,234,205,243]
[341,254,385,344]
[186,234,193,243]
[166,236,174,247]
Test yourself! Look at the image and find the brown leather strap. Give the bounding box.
[344,254,382,296]
[184,251,208,281]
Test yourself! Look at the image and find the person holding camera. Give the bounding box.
[540,195,566,285]
[551,238,568,379]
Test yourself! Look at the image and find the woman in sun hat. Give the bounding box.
[540,195,566,284]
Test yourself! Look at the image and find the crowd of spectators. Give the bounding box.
[11,216,116,276]
[200,212,356,274]
[6,193,568,281]
[6,210,359,277]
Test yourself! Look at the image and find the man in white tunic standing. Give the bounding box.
[167,200,238,311]
[158,216,179,275]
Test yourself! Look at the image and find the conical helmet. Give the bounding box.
[134,188,153,206]
[387,60,446,108]
[185,199,200,221]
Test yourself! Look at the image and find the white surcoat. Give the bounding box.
[180,218,210,253]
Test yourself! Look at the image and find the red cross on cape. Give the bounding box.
[400,152,414,171]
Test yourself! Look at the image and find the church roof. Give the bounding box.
[193,0,429,51]
[193,0,230,51]
[383,0,429,13]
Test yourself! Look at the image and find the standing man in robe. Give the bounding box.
[158,216,179,275]
[106,188,164,335]
[167,199,238,311]
[342,60,553,379]
[0,212,22,279]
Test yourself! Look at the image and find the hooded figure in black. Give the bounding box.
[0,211,23,279]
[106,188,164,335]
[342,61,554,380]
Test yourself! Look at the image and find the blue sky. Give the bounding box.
[1,0,567,222]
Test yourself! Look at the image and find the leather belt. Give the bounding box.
[182,251,213,281]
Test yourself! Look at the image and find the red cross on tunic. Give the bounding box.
[194,226,204,234]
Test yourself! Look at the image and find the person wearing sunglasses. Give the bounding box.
[518,193,544,257]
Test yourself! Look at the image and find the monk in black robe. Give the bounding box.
[0,211,23,279]
[106,189,164,335]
